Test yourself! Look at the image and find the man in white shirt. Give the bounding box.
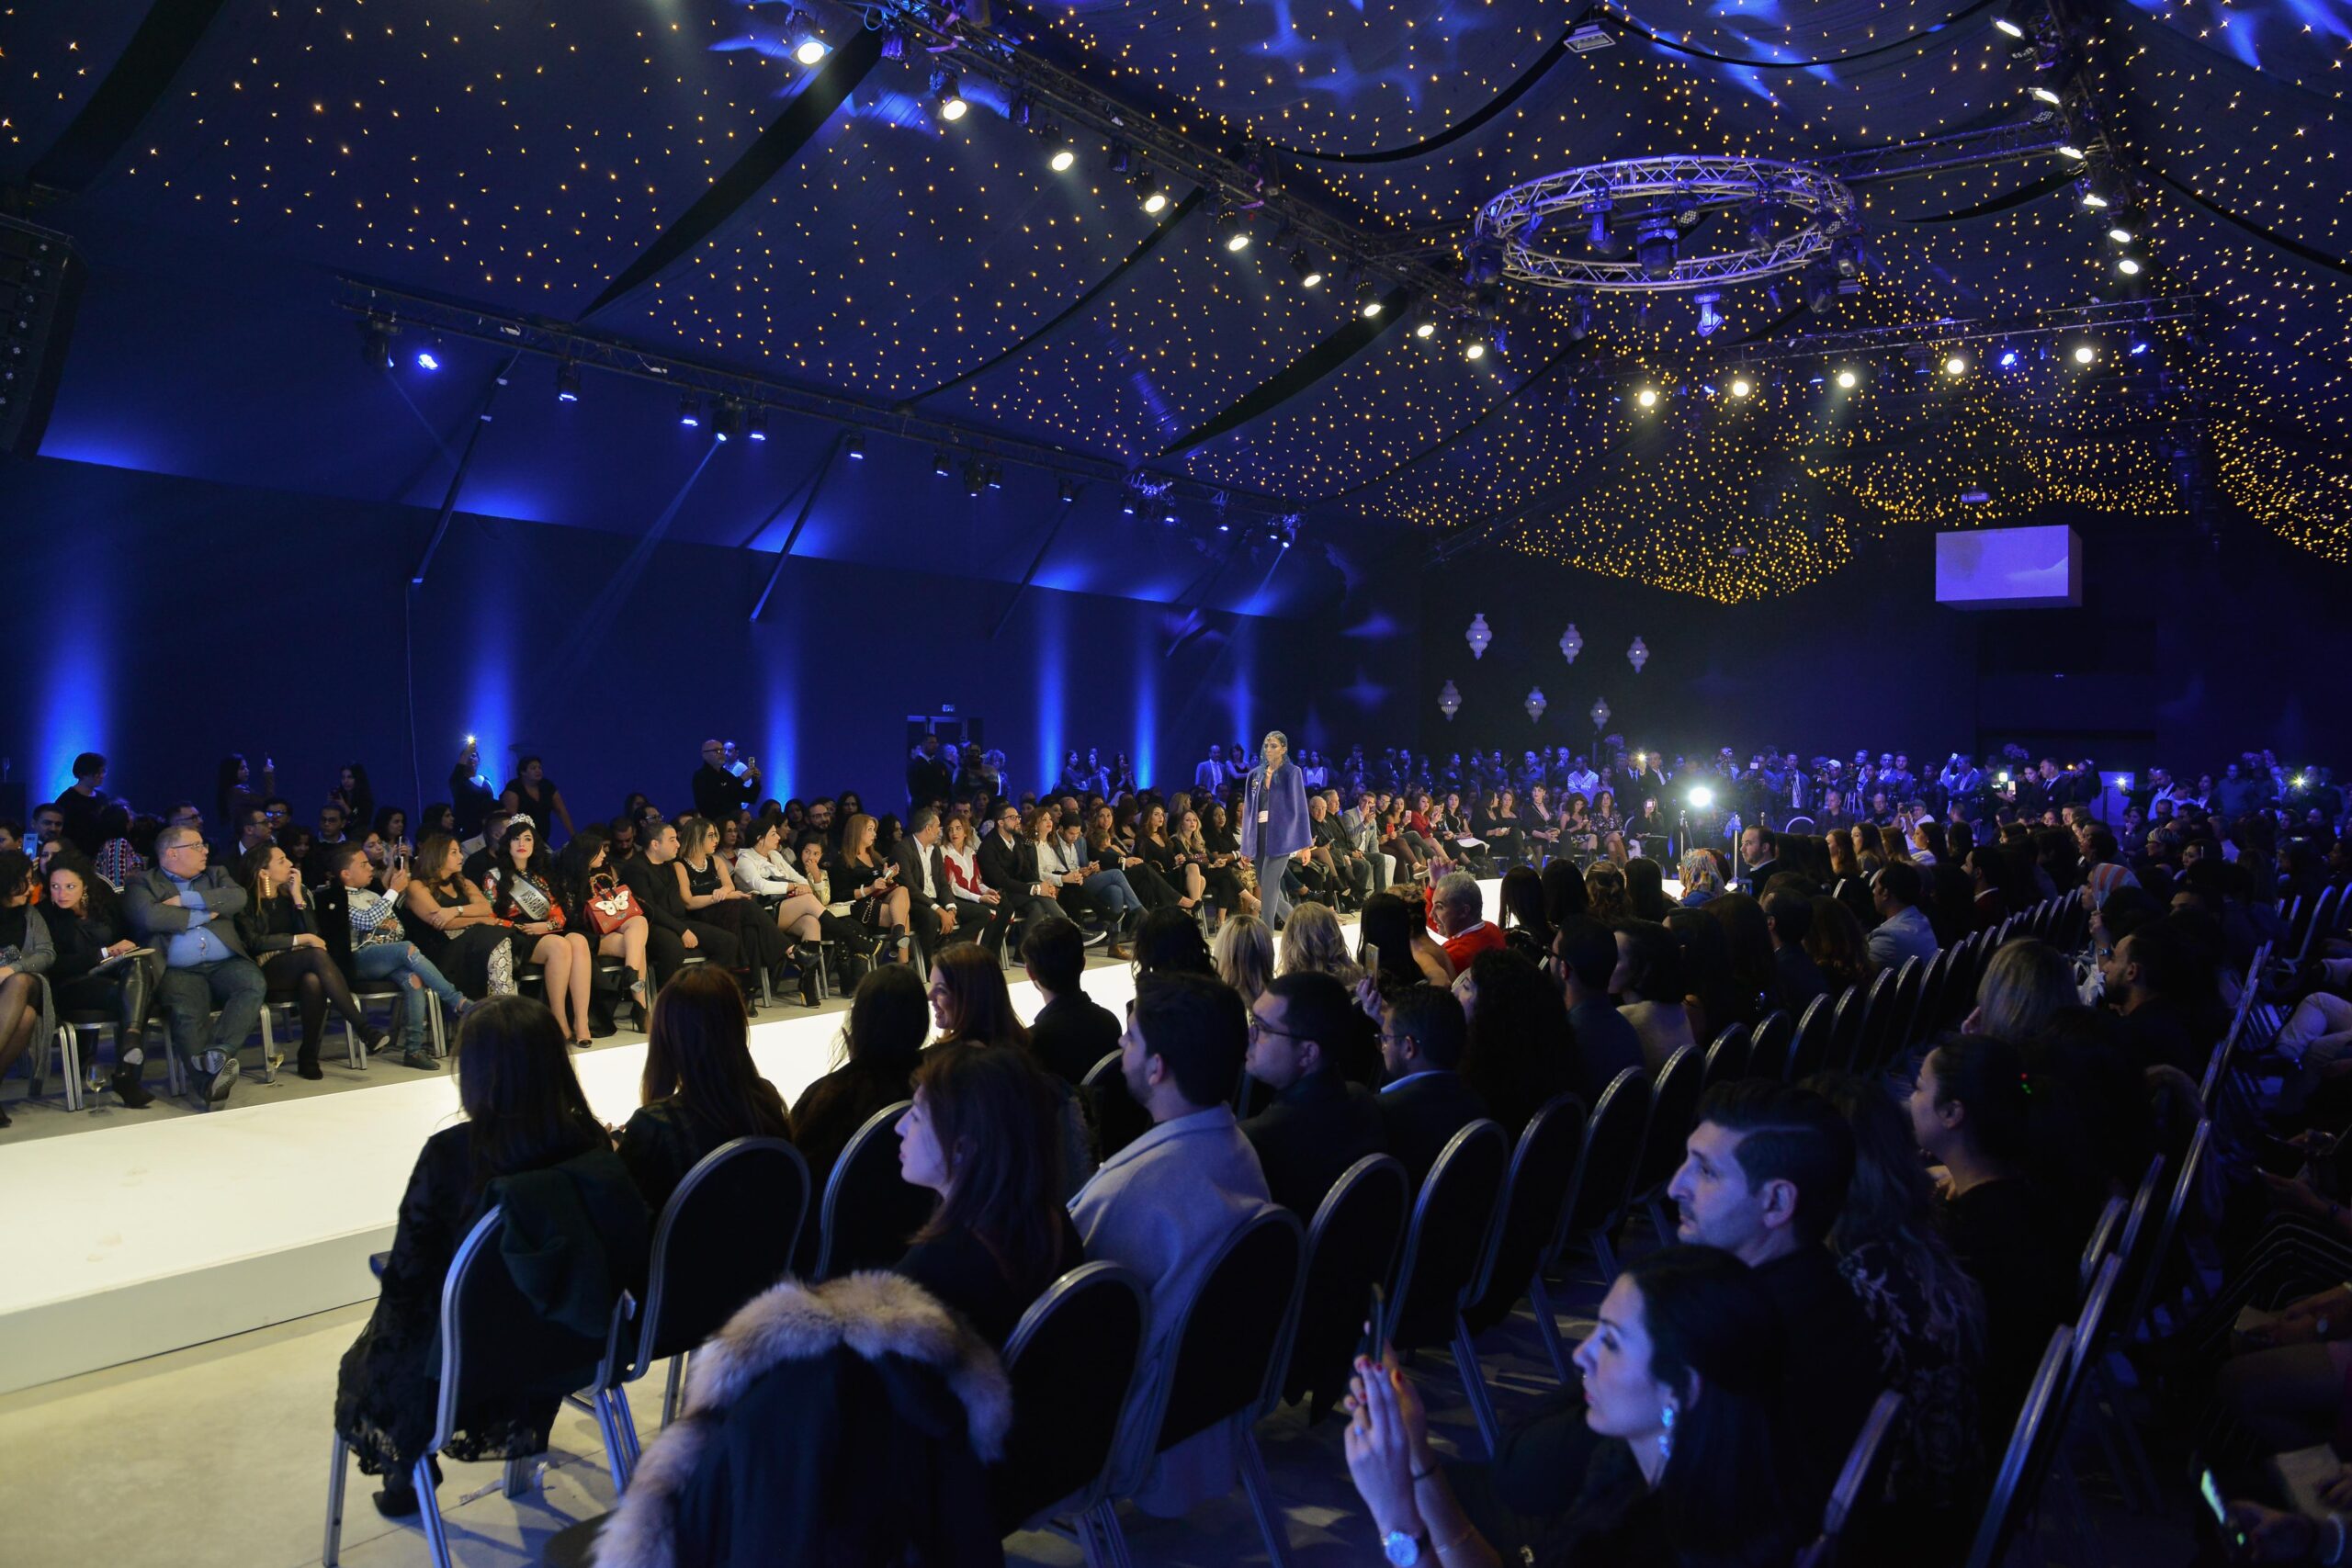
[1564,757,1600,797]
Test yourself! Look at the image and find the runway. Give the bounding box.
[1,881,1510,1394]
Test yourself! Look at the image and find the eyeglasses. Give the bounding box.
[1247,1014,1310,1045]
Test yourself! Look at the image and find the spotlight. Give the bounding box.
[2129,336,2153,357]
[844,432,866,458]
[1743,201,1777,248]
[962,458,986,495]
[1463,338,1487,362]
[1635,385,1658,409]
[1291,250,1324,288]
[2029,85,2063,106]
[1135,172,1167,214]
[1216,209,1250,253]
[1583,198,1618,254]
[1688,785,1714,810]
[933,449,953,477]
[711,401,741,442]
[746,407,768,442]
[795,36,829,64]
[1944,352,1970,376]
[1693,291,1724,338]
[1357,281,1384,319]
[2055,142,2087,162]
[2107,222,2137,245]
[1057,477,1080,503]
[360,316,395,368]
[1107,143,1132,176]
[2070,343,2098,365]
[987,463,1004,491]
[1804,261,1838,312]
[930,69,967,121]
[1727,373,1754,400]
[1997,348,2020,369]
[1414,316,1438,341]
[1048,133,1076,174]
[2116,255,2143,276]
[1161,505,1180,525]
[554,361,581,402]
[415,348,441,372]
[1634,218,1679,280]
[1121,495,1137,516]
[2076,182,2112,210]
[1995,0,2036,40]
[1566,291,1594,340]
[1835,367,1859,389]
[678,393,702,429]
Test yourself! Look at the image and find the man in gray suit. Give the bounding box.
[124,824,266,1106]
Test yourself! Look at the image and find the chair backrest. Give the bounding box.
[1817,1389,1906,1548]
[630,1136,809,1374]
[1962,1325,2077,1568]
[1851,962,1905,1072]
[2103,1152,2169,1341]
[1388,1121,1510,1351]
[431,1207,616,1452]
[1699,1021,1750,1095]
[1770,994,1830,1081]
[1559,1067,1653,1252]
[1792,987,1851,1081]
[814,1100,933,1280]
[990,1262,1150,1529]
[2076,1194,2127,1299]
[1634,1045,1702,1197]
[1896,949,1938,1054]
[1824,980,1871,1074]
[1747,1009,1796,1081]
[2120,1117,2211,1338]
[1470,1097,1589,1320]
[1080,1050,1122,1089]
[1287,1155,1413,1409]
[2065,1253,2123,1404]
[1152,1206,1306,1453]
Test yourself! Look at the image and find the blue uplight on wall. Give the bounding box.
[37,586,113,813]
[1132,613,1159,793]
[1035,593,1067,795]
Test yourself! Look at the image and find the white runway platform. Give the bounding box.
[1,880,1506,1395]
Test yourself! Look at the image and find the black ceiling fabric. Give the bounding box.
[1901,168,2074,224]
[1268,27,1577,165]
[25,0,230,194]
[2145,166,2352,283]
[1159,285,1417,456]
[1606,0,1998,70]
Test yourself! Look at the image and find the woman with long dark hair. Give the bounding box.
[1664,908,1741,1043]
[1458,947,1573,1136]
[333,763,376,836]
[673,815,797,996]
[1356,891,1452,990]
[1345,1245,1803,1567]
[1804,894,1876,993]
[1623,857,1674,922]
[893,1042,1084,1347]
[42,855,164,1106]
[1701,891,1776,1026]
[332,997,630,1518]
[400,834,526,999]
[554,827,650,1023]
[237,843,383,1077]
[1497,865,1553,963]
[481,821,597,1048]
[794,965,929,1191]
[1584,862,1630,925]
[214,753,275,834]
[618,965,792,1211]
[926,941,1031,1053]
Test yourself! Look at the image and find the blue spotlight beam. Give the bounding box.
[410,353,520,587]
[989,502,1083,642]
[750,433,846,622]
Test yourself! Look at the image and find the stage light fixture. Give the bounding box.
[2056,142,2087,162]
[1944,352,1970,377]
[1121,496,1137,516]
[1743,201,1777,248]
[1291,250,1324,288]
[933,449,953,477]
[2108,222,2136,245]
[1634,218,1679,280]
[415,348,441,372]
[962,459,987,495]
[2071,343,2098,365]
[1998,348,2020,369]
[931,70,967,121]
[678,394,702,429]
[1688,785,1714,810]
[2116,255,2143,276]
[1048,132,1077,173]
[1357,281,1384,319]
[2129,336,2154,357]
[1057,477,1080,503]
[711,401,741,442]
[1414,316,1438,341]
[1464,337,1487,362]
[1566,291,1594,340]
[1216,209,1250,252]
[554,361,581,402]
[1635,385,1658,409]
[1835,367,1859,389]
[746,407,768,442]
[1727,373,1754,400]
[1693,291,1724,338]
[1583,199,1618,255]
[795,36,829,64]
[360,316,396,368]
[2030,84,2063,106]
[1135,171,1166,213]
[1107,143,1132,176]
[844,432,866,458]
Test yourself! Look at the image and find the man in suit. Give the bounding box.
[1338,790,1390,895]
[1763,890,1831,1012]
[892,807,959,965]
[978,802,1073,955]
[906,733,956,813]
[690,738,760,825]
[123,824,267,1106]
[1374,982,1488,1188]
[1192,743,1226,797]
[1240,972,1386,1219]
[620,820,743,987]
[1553,917,1645,1104]
[1737,824,1780,894]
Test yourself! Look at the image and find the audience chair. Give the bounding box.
[1962,1325,2077,1568]
[2076,1195,2128,1300]
[813,1100,933,1280]
[324,1207,618,1568]
[1558,1066,1653,1284]
[345,976,446,1062]
[1849,962,1905,1073]
[1096,1207,1306,1568]
[1698,1021,1750,1096]
[1284,1154,1411,1418]
[57,1007,186,1100]
[2120,1119,2211,1341]
[1786,987,1846,1081]
[991,1262,1152,1543]
[1794,1389,1905,1568]
[1079,1051,1122,1090]
[1821,981,1868,1075]
[1387,1122,1511,1450]
[1634,1045,1703,1241]
[592,1136,809,1488]
[1462,1093,1589,1352]
[256,995,367,1077]
[1749,1005,1804,1081]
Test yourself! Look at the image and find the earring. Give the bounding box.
[1658,1404,1676,1461]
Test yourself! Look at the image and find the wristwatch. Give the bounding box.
[1382,1528,1428,1565]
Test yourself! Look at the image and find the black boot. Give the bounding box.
[110,1060,158,1110]
[297,1043,324,1081]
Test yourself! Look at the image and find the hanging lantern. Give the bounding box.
[1559,623,1583,663]
[1590,696,1611,729]
[1465,614,1493,660]
[1438,680,1463,720]
[1627,636,1650,673]
[1525,687,1548,723]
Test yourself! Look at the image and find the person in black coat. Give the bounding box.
[1372,982,1489,1189]
[891,808,960,967]
[1021,919,1121,1085]
[618,822,742,988]
[689,739,762,826]
[792,966,928,1197]
[978,803,1067,954]
[906,734,957,813]
[1239,973,1387,1219]
[1765,890,1832,1012]
[615,965,793,1214]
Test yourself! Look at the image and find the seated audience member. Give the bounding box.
[1356,1247,1804,1568]
[325,842,462,1069]
[620,820,745,990]
[1070,971,1275,1513]
[1023,918,1122,1083]
[1965,937,2078,1043]
[731,816,830,966]
[93,802,146,890]
[1867,861,1940,971]
[1455,947,1574,1137]
[123,825,267,1107]
[237,843,381,1078]
[481,821,599,1048]
[1274,901,1382,1089]
[1677,850,1724,907]
[1611,919,1697,1075]
[1555,918,1645,1103]
[43,855,164,1092]
[1239,971,1387,1219]
[617,964,792,1213]
[1661,1078,1879,1503]
[926,941,1031,1055]
[893,807,964,965]
[1357,889,1454,990]
[457,804,511,888]
[1495,864,1553,963]
[978,800,1069,953]
[834,812,915,966]
[554,828,650,1022]
[401,835,527,1001]
[2096,919,2201,1074]
[1212,910,1274,1009]
[673,815,795,1000]
[1762,889,1831,1012]
[0,851,67,1126]
[1374,982,1489,1187]
[1623,857,1675,922]
[1809,1071,1986,1546]
[793,965,929,1192]
[1908,1034,2075,1433]
[1430,871,1505,974]
[1584,862,1631,925]
[331,997,648,1519]
[1806,894,1877,993]
[894,1042,1085,1348]
[937,811,1012,956]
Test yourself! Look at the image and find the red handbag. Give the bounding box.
[586,873,639,936]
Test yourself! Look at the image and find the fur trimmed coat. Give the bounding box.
[592,1271,1013,1568]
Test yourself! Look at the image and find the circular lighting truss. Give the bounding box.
[1476,156,1861,294]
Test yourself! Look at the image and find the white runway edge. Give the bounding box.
[0,880,1502,1394]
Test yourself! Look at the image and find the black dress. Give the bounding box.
[680,856,791,975]
[831,851,899,933]
[45,903,160,1032]
[616,1096,793,1215]
[793,1062,913,1194]
[895,1212,1084,1348]
[403,882,526,998]
[1939,1176,2074,1437]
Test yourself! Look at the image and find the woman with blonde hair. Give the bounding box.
[1212,911,1275,1010]
[1676,850,1723,906]
[1965,938,2077,1042]
[1276,900,1363,987]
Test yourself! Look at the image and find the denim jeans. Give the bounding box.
[1082,869,1144,930]
[354,942,465,1050]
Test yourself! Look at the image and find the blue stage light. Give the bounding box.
[415,349,440,371]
